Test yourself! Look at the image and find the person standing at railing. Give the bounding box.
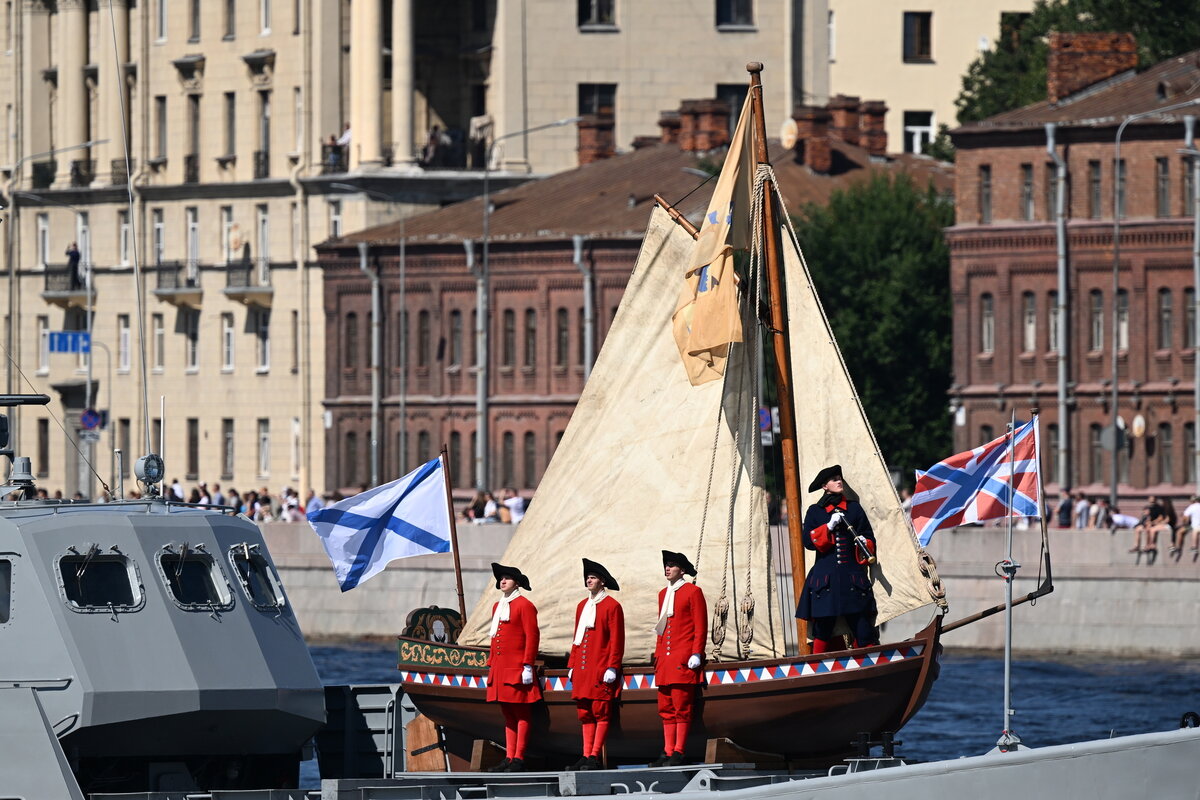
[66,242,82,290]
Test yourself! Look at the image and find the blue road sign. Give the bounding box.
[81,408,101,430]
[48,331,91,354]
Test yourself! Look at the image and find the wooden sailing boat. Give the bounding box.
[396,64,949,764]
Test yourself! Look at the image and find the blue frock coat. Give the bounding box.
[795,496,877,621]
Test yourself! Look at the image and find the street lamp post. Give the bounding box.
[477,116,580,490]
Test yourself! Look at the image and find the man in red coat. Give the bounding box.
[568,558,625,771]
[653,550,707,767]
[486,562,542,772]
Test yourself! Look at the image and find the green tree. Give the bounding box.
[956,0,1200,124]
[792,174,954,480]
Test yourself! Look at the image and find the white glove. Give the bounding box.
[568,668,574,680]
[603,668,618,684]
[521,665,534,685]
[687,654,701,670]
[828,510,845,530]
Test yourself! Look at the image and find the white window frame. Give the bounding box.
[255,308,271,372]
[1021,292,1036,353]
[260,0,271,34]
[76,212,91,275]
[152,313,165,371]
[36,315,49,373]
[185,309,200,372]
[118,314,131,372]
[185,207,200,282]
[221,312,235,372]
[152,208,165,265]
[1117,289,1129,351]
[257,418,270,477]
[35,212,48,266]
[329,199,342,238]
[293,86,303,151]
[221,206,234,264]
[118,209,131,266]
[222,419,235,478]
[827,9,835,62]
[155,0,167,41]
[903,110,935,155]
[256,203,270,280]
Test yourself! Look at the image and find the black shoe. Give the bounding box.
[486,758,511,772]
[570,755,589,771]
[666,751,686,767]
[650,751,671,767]
[506,758,526,772]
[581,755,601,770]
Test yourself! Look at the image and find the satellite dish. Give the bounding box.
[779,118,798,149]
[1132,414,1147,438]
[1116,414,1127,430]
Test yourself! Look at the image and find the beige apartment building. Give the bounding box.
[827,0,1035,153]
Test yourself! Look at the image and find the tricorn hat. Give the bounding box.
[582,558,620,591]
[807,464,843,493]
[491,562,531,591]
[661,550,697,577]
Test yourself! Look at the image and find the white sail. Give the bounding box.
[781,224,936,624]
[459,208,787,662]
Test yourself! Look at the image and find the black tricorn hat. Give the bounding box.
[492,562,531,591]
[661,550,697,577]
[807,464,843,493]
[582,558,620,591]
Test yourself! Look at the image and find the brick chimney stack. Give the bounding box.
[792,105,832,174]
[692,99,731,151]
[678,100,702,152]
[577,114,615,165]
[859,100,888,157]
[827,95,861,146]
[1047,32,1137,103]
[658,110,681,144]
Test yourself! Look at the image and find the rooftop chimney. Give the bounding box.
[792,105,832,174]
[827,95,861,146]
[1047,32,1137,104]
[577,114,615,165]
[691,99,731,151]
[859,100,888,158]
[658,110,681,144]
[678,100,702,152]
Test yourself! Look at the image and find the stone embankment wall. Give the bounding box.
[264,522,1200,656]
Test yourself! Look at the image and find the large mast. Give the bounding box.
[747,63,809,654]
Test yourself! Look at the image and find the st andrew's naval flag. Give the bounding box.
[307,457,451,591]
[910,419,1041,546]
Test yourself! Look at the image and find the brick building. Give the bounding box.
[948,34,1200,502]
[317,100,950,495]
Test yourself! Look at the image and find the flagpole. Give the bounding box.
[997,408,1023,752]
[440,447,468,621]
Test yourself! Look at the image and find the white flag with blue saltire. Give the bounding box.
[306,457,451,591]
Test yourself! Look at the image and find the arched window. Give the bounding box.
[1021,291,1036,352]
[470,431,478,488]
[1090,423,1104,484]
[1047,291,1060,353]
[1186,423,1196,485]
[555,308,569,366]
[1186,288,1197,348]
[502,309,516,366]
[345,431,358,487]
[1158,423,1174,484]
[1158,288,1173,350]
[1089,290,1104,351]
[417,430,431,465]
[345,312,358,368]
[449,310,463,366]
[449,431,462,487]
[501,432,515,488]
[979,425,994,446]
[980,294,994,354]
[524,309,537,367]
[396,310,408,374]
[1047,423,1061,486]
[577,306,586,365]
[1116,289,1129,350]
[417,310,431,367]
[523,431,536,489]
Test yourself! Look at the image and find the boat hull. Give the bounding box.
[397,618,941,762]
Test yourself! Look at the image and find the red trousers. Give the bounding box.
[656,685,696,755]
[500,702,531,760]
[575,699,612,758]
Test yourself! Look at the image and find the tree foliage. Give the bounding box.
[792,174,954,482]
[956,0,1200,124]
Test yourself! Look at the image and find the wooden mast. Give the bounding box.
[440,446,468,620]
[747,62,810,654]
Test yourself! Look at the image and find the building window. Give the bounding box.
[1116,158,1127,219]
[1185,157,1196,217]
[827,9,835,61]
[577,306,586,365]
[523,431,537,489]
[328,199,342,238]
[222,419,235,478]
[255,203,269,271]
[469,431,477,488]
[1116,288,1129,350]
[980,293,994,354]
[76,211,91,270]
[221,312,235,371]
[36,418,49,476]
[1043,161,1056,221]
[1020,163,1034,221]
[1047,424,1062,485]
[1159,423,1174,485]
[224,92,236,156]
[1021,291,1036,352]
[524,309,537,367]
[260,0,271,33]
[1089,289,1103,351]
[189,0,200,40]
[578,0,614,27]
[1187,423,1197,486]
[152,313,165,371]
[344,312,358,368]
[449,431,462,487]
[185,207,199,278]
[978,165,992,224]
[290,309,299,373]
[118,314,131,372]
[1159,288,1173,350]
[257,418,270,476]
[35,212,48,265]
[220,206,234,263]
[502,309,515,366]
[716,83,749,136]
[36,315,48,372]
[902,111,933,155]
[118,419,131,476]
[152,208,165,265]
[253,308,270,371]
[155,96,167,159]
[118,209,131,265]
[225,0,236,37]
[417,310,430,368]
[979,425,994,446]
[501,432,515,488]
[155,0,167,40]
[152,418,162,456]
[902,11,932,62]
[185,309,200,371]
[1186,288,1196,348]
[292,0,301,34]
[344,431,357,487]
[578,83,616,118]
[186,418,200,479]
[415,430,431,466]
[1090,423,1104,484]
[1156,157,1170,217]
[716,0,753,26]
[1048,291,1060,353]
[449,310,463,366]
[293,86,303,151]
[1088,160,1102,219]
[555,307,569,366]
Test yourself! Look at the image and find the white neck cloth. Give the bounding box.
[489,588,521,638]
[572,590,608,646]
[654,578,685,636]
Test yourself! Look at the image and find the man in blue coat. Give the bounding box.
[795,465,879,654]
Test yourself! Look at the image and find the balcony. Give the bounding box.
[152,261,203,306]
[223,259,275,306]
[321,143,347,174]
[111,158,133,186]
[184,154,199,184]
[253,150,269,179]
[31,160,55,190]
[70,159,95,187]
[40,263,90,308]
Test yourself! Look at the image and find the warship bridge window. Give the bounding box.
[157,546,234,612]
[229,545,285,610]
[57,548,144,613]
[0,559,11,623]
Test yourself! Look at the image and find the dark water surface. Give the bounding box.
[301,643,1200,784]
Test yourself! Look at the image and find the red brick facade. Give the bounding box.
[1046,32,1137,104]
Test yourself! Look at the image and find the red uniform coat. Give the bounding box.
[653,582,708,686]
[568,595,625,700]
[486,595,543,703]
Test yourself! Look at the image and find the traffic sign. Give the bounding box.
[80,408,101,430]
[1100,424,1126,452]
[48,331,91,353]
[80,431,101,443]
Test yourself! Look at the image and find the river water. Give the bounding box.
[301,643,1200,783]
